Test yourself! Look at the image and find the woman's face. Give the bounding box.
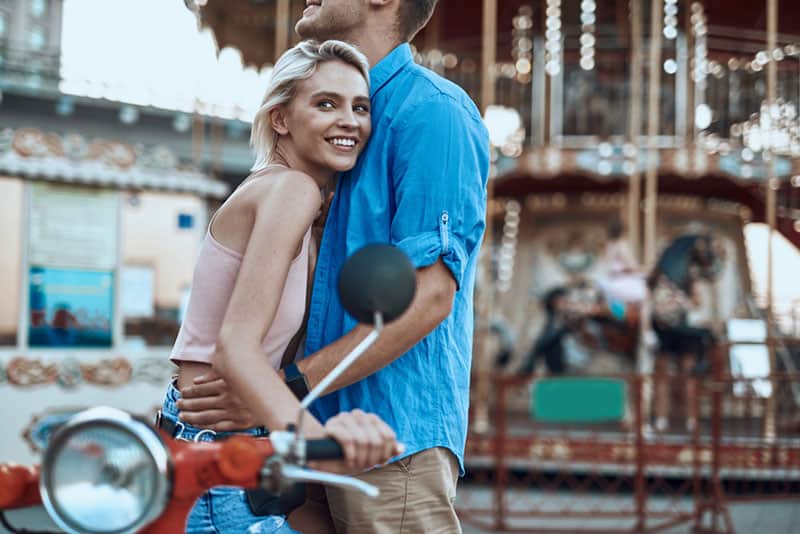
[281,60,371,175]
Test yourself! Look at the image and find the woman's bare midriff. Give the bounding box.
[176,361,213,391]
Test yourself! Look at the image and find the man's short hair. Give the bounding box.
[397,0,438,41]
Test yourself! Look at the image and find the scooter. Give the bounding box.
[0,243,416,534]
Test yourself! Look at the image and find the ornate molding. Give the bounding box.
[22,404,162,454]
[0,128,229,198]
[1,356,176,388]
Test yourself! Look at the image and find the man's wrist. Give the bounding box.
[283,362,310,401]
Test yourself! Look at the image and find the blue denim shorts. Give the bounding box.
[161,381,299,534]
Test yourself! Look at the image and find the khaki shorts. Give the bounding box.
[325,447,461,534]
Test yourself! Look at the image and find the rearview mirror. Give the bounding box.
[338,243,416,325]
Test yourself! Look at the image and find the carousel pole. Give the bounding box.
[628,0,643,264]
[477,0,501,528]
[643,0,664,267]
[765,0,778,441]
[275,0,291,58]
[473,0,498,438]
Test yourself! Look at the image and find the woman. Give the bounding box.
[649,234,718,433]
[159,40,401,533]
[599,219,647,305]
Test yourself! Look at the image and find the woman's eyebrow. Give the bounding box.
[310,90,342,99]
[311,91,370,102]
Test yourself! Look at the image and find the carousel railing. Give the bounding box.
[429,26,800,150]
[457,342,800,533]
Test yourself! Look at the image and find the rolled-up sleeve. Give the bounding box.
[390,94,489,290]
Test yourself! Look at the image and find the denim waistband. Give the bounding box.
[161,380,269,442]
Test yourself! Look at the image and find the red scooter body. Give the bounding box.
[0,432,276,534]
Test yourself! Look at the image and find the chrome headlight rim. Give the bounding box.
[39,406,171,534]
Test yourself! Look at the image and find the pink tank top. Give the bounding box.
[169,225,311,371]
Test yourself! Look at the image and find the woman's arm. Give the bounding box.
[212,170,324,435]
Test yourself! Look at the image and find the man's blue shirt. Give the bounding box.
[303,43,489,474]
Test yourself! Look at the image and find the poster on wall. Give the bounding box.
[28,266,114,348]
[27,184,119,348]
[29,183,118,270]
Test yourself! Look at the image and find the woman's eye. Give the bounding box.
[318,100,335,109]
[354,104,370,113]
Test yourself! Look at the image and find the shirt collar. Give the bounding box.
[369,43,413,98]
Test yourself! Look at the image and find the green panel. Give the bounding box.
[531,378,626,423]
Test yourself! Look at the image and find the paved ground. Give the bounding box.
[457,486,800,533]
[3,490,798,533]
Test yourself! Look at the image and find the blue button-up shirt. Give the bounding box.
[303,43,489,474]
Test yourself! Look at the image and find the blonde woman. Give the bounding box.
[158,40,401,533]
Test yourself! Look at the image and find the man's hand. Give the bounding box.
[177,372,258,432]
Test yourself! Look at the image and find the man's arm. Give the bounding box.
[178,259,455,419]
[297,259,456,393]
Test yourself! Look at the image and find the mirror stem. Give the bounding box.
[294,312,384,447]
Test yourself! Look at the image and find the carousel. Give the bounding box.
[181,1,800,531]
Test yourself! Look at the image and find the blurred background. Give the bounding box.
[1,0,800,532]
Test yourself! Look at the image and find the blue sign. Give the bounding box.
[28,266,114,348]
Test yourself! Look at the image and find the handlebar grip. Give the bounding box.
[306,438,344,461]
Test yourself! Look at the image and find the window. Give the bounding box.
[30,0,46,18]
[0,12,8,38]
[29,27,46,50]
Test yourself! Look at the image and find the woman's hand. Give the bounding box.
[177,373,258,432]
[318,410,404,472]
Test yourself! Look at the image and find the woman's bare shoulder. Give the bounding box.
[240,168,322,215]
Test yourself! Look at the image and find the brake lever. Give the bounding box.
[277,465,380,498]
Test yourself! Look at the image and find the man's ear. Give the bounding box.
[269,106,289,136]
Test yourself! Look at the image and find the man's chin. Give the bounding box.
[295,18,318,39]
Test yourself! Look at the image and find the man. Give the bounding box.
[180,1,489,531]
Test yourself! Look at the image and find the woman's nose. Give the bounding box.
[337,109,359,128]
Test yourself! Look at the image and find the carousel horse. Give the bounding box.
[513,232,723,376]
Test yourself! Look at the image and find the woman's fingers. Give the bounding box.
[181,378,228,399]
[179,409,236,430]
[323,410,400,470]
[176,395,230,412]
[324,415,357,468]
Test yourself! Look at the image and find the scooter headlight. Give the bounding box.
[39,407,170,534]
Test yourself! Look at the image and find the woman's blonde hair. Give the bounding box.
[250,40,370,171]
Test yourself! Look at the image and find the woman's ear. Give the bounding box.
[269,106,289,136]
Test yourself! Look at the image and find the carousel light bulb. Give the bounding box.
[695,104,712,130]
[546,60,561,76]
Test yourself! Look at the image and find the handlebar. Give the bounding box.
[305,438,345,461]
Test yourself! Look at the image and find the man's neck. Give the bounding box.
[346,32,404,68]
